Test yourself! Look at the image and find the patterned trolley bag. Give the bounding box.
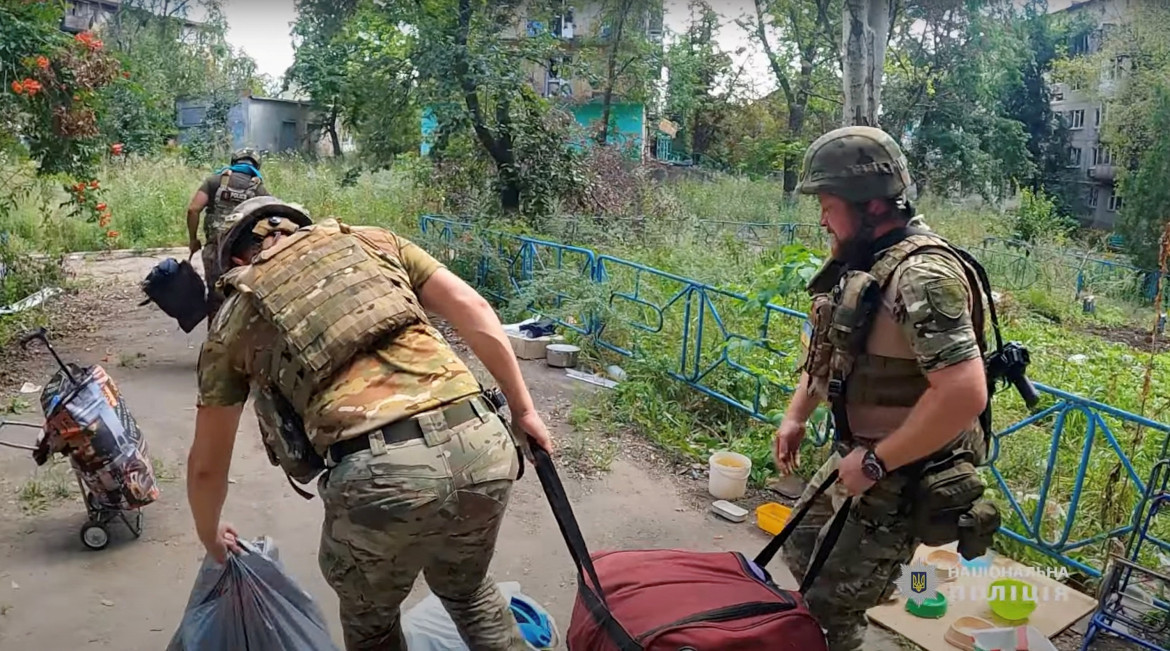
[531,447,852,651]
[27,328,159,512]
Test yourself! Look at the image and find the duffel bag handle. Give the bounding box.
[532,447,641,650]
[753,469,853,594]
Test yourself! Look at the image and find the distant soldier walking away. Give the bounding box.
[184,148,268,323]
[185,195,553,651]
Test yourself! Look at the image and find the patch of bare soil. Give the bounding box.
[1081,322,1170,353]
[0,280,139,394]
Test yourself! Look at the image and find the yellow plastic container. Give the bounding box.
[987,578,1038,623]
[756,503,792,535]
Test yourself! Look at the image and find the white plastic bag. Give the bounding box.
[166,536,340,651]
[401,581,559,651]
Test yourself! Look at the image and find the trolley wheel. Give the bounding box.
[80,522,110,550]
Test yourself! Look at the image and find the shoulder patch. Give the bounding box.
[924,277,967,321]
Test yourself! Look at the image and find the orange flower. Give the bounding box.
[22,79,41,96]
[89,179,99,189]
[36,56,49,70]
[122,71,130,79]
[99,215,110,227]
[110,143,123,155]
[106,230,119,238]
[11,81,23,94]
[96,202,107,211]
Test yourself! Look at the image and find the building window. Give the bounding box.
[1095,107,1101,127]
[1093,146,1114,166]
[1108,190,1123,212]
[1068,147,1082,166]
[1070,32,1090,56]
[1068,109,1085,129]
[1088,186,1099,208]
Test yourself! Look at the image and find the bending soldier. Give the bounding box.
[772,126,1001,651]
[186,196,552,651]
[184,148,269,323]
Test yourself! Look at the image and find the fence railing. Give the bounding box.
[419,214,1170,578]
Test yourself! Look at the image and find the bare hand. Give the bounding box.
[838,448,877,496]
[189,237,202,255]
[202,521,241,564]
[772,418,806,475]
[513,409,554,455]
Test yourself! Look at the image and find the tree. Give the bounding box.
[285,0,360,156]
[1054,3,1170,266]
[383,0,581,214]
[841,0,896,127]
[743,0,842,196]
[663,1,748,162]
[585,0,663,146]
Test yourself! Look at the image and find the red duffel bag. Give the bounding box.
[532,447,851,651]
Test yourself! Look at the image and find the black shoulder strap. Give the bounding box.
[753,469,852,593]
[532,447,641,650]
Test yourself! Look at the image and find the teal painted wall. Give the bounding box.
[418,101,645,158]
[569,102,645,157]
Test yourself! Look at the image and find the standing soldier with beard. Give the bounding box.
[771,126,999,650]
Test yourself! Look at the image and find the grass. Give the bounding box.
[5,154,1170,586]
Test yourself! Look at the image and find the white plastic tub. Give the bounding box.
[708,451,752,500]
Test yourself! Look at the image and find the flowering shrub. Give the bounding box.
[2,3,124,226]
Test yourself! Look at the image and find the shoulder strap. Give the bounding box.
[531,447,641,650]
[753,468,852,593]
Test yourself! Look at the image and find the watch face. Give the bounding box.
[863,452,884,480]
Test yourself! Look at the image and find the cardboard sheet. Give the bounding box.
[866,543,1098,651]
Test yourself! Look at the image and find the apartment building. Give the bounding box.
[61,0,202,39]
[1044,0,1134,229]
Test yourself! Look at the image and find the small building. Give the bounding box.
[175,94,352,157]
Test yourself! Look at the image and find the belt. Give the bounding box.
[327,396,490,464]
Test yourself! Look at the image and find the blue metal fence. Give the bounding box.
[419,214,1170,577]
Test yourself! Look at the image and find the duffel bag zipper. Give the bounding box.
[634,600,797,643]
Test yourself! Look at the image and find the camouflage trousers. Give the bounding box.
[316,408,528,651]
[779,451,918,651]
[200,233,224,325]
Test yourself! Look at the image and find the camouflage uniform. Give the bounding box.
[195,149,268,319]
[197,213,528,651]
[777,127,989,651]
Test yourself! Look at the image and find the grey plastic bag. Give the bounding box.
[166,536,340,651]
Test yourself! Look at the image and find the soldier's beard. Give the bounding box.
[832,230,877,269]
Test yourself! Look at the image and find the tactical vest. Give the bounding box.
[224,219,431,416]
[799,229,991,438]
[208,170,262,228]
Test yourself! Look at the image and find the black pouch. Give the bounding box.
[912,449,986,546]
[957,501,1001,560]
[481,386,524,481]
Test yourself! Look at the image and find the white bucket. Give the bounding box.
[708,451,752,500]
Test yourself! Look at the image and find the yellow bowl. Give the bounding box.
[755,503,792,535]
[987,578,1037,623]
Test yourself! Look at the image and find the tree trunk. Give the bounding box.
[328,103,342,157]
[842,0,894,128]
[598,0,634,146]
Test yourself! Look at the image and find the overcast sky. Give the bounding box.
[211,0,776,98]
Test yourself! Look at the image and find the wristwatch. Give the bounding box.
[861,448,887,481]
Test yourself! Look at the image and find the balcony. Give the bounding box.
[61,13,94,33]
[1088,165,1117,182]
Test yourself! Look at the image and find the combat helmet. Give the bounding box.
[215,196,311,271]
[231,147,262,169]
[795,126,913,204]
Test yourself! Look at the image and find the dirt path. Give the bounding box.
[0,249,1119,651]
[0,250,810,650]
